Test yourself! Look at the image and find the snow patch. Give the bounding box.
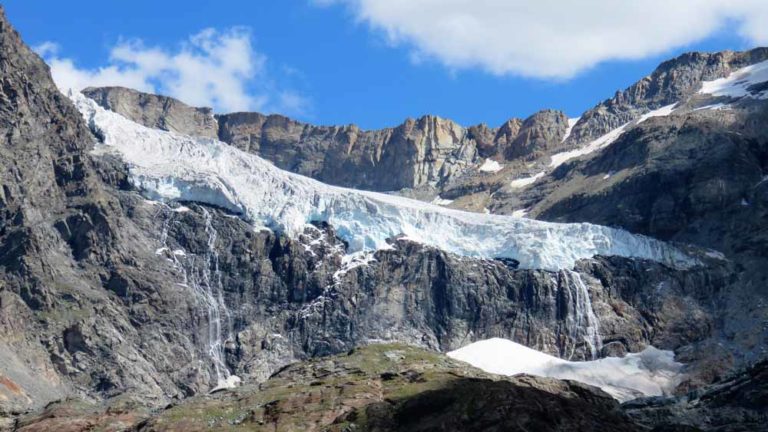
[72,91,697,272]
[448,338,685,402]
[431,196,454,206]
[561,117,580,143]
[637,103,677,124]
[549,123,630,168]
[704,250,727,261]
[509,172,545,189]
[699,59,768,100]
[511,209,528,218]
[549,103,676,169]
[210,375,241,392]
[334,251,378,281]
[479,158,504,173]
[693,102,729,111]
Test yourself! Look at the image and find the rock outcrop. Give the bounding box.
[623,359,768,431]
[505,109,568,160]
[82,86,218,138]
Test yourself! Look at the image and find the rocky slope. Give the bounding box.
[13,344,642,432]
[567,48,768,145]
[624,358,768,431]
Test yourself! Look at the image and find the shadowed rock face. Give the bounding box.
[623,359,768,431]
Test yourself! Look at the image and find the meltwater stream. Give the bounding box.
[157,205,240,390]
[562,270,603,360]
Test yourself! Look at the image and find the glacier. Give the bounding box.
[448,338,684,402]
[72,91,696,272]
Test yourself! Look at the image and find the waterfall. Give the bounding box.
[156,205,240,390]
[563,270,603,360]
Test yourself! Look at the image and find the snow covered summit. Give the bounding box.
[72,91,696,271]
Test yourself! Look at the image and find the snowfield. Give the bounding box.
[478,158,504,173]
[509,171,545,189]
[561,117,580,143]
[699,59,768,100]
[448,338,684,402]
[72,91,696,271]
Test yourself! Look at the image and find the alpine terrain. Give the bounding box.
[0,5,767,431]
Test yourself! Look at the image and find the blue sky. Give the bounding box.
[4,0,763,129]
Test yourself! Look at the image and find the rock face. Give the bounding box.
[82,86,218,138]
[505,109,568,160]
[218,112,478,191]
[0,6,105,415]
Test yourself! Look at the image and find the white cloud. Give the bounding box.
[316,0,768,79]
[35,28,309,115]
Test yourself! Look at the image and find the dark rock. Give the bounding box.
[623,359,768,431]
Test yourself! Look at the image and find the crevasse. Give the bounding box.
[72,91,697,272]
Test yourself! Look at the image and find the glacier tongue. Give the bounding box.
[72,91,696,271]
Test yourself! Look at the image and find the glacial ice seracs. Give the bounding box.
[71,91,696,272]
